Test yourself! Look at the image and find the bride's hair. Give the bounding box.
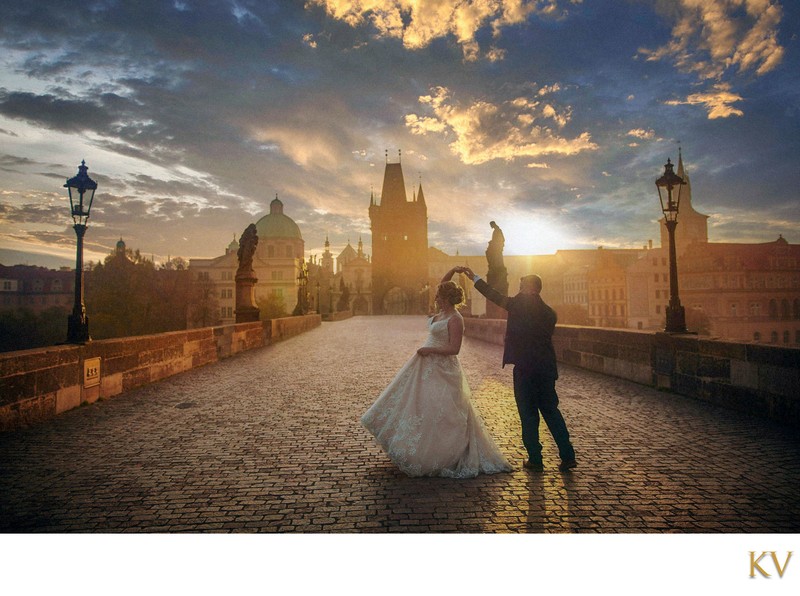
[437,281,465,307]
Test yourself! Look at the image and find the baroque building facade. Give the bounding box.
[188,196,304,327]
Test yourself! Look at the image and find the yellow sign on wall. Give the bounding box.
[83,357,101,388]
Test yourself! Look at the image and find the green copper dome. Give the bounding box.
[255,197,302,240]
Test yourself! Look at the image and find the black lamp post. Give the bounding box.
[316,280,321,314]
[656,158,687,333]
[293,260,309,315]
[65,160,98,343]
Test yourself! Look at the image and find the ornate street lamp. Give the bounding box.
[293,259,309,315]
[656,158,687,333]
[64,160,98,343]
[316,280,321,314]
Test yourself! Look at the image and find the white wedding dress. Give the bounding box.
[361,312,513,478]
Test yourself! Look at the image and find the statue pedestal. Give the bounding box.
[485,267,508,320]
[235,270,260,323]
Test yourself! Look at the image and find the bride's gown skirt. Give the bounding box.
[361,316,512,478]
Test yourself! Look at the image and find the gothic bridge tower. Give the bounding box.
[369,151,428,314]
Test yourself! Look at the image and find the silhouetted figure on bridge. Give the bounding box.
[462,265,577,473]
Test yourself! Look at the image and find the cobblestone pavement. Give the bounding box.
[1,316,799,533]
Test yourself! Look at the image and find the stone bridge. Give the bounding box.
[1,316,798,534]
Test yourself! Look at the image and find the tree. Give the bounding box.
[556,304,591,326]
[257,293,287,320]
[0,307,67,352]
[85,247,192,337]
[187,277,220,328]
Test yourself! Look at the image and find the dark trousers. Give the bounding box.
[512,366,575,463]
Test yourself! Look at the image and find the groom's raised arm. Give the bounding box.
[461,267,510,311]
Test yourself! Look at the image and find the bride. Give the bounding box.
[361,267,512,478]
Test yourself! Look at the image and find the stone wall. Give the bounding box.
[322,311,354,322]
[463,318,800,428]
[0,314,320,431]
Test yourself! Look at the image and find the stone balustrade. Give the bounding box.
[463,318,800,428]
[0,314,320,431]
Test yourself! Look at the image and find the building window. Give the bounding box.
[781,299,790,319]
[654,274,659,283]
[770,331,778,343]
[730,303,737,317]
[769,299,778,319]
[796,330,800,344]
[2,281,11,291]
[749,303,761,316]
[286,246,293,257]
[795,299,800,319]
[656,305,661,314]
[783,331,790,344]
[662,274,667,282]
[198,271,209,281]
[271,271,283,281]
[753,332,761,342]
[51,279,63,292]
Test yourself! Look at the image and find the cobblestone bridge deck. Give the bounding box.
[1,316,798,533]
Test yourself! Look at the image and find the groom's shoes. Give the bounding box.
[523,460,544,472]
[558,459,578,472]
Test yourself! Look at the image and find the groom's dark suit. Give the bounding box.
[474,278,575,467]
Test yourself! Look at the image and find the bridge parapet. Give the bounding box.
[463,318,800,428]
[0,314,320,431]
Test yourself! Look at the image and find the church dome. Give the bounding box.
[255,197,302,240]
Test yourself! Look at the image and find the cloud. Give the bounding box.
[0,90,116,133]
[664,83,744,119]
[627,128,655,140]
[307,0,558,60]
[405,86,597,164]
[640,0,783,118]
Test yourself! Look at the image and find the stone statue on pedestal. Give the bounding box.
[485,221,508,320]
[235,223,261,323]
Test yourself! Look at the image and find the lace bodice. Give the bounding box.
[422,312,461,350]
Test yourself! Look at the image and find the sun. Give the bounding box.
[496,214,572,256]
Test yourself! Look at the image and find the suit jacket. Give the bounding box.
[474,278,559,379]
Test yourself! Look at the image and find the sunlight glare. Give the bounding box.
[498,214,571,256]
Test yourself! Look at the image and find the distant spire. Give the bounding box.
[325,235,330,248]
[357,236,364,257]
[416,180,426,206]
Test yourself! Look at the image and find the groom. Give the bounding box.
[460,267,577,472]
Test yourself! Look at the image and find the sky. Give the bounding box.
[0,0,798,267]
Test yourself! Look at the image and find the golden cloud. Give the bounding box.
[664,84,744,119]
[307,0,548,60]
[640,0,783,118]
[405,86,597,164]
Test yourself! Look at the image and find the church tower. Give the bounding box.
[321,235,334,275]
[369,151,429,314]
[659,149,709,255]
